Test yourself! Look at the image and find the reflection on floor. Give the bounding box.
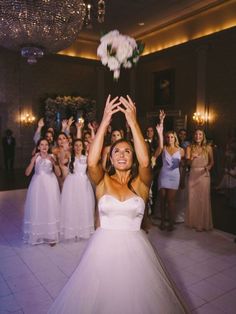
[0,190,235,314]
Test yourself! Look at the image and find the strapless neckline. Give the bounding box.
[99,194,145,205]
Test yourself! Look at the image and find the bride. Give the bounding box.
[48,95,188,314]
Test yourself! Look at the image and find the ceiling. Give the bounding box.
[60,0,236,59]
[79,0,227,41]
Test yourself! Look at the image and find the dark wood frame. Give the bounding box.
[153,69,175,108]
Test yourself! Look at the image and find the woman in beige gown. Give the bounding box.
[185,129,214,231]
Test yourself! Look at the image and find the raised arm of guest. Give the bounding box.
[66,117,74,136]
[33,118,44,144]
[75,119,84,139]
[88,95,120,185]
[61,119,68,134]
[154,110,165,159]
[88,122,95,140]
[119,95,152,187]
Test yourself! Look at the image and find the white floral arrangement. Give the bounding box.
[97,30,144,80]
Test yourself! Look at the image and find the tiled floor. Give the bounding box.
[0,190,236,314]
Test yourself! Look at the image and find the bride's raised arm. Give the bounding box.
[88,95,120,185]
[119,95,152,187]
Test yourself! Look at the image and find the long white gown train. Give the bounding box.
[49,194,188,314]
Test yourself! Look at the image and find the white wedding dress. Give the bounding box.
[60,155,95,240]
[49,194,188,314]
[23,155,60,245]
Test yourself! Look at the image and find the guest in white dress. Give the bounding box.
[156,130,185,231]
[23,139,61,245]
[48,95,188,314]
[60,139,95,240]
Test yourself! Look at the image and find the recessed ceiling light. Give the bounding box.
[138,22,145,26]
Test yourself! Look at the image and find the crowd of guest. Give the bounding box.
[21,106,228,246]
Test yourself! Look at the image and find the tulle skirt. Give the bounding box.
[23,173,60,245]
[60,173,95,240]
[48,228,188,314]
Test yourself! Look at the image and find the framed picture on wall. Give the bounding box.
[154,69,175,107]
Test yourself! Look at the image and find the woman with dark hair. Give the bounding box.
[48,95,188,314]
[52,132,71,189]
[60,139,95,240]
[23,139,61,245]
[101,128,123,170]
[185,129,214,231]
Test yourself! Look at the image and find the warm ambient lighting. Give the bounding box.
[193,112,209,126]
[21,113,36,125]
[0,1,106,64]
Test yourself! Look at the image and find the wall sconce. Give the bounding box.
[192,112,208,126]
[21,113,36,125]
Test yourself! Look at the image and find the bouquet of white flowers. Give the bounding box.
[97,30,144,80]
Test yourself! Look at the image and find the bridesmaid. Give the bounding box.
[185,129,214,231]
[23,139,61,245]
[52,132,71,189]
[102,129,123,171]
[60,138,95,240]
[156,129,185,231]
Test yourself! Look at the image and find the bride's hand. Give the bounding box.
[101,95,120,127]
[119,95,136,127]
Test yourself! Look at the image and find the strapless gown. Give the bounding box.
[48,195,188,314]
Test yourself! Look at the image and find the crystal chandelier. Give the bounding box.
[0,0,105,64]
[84,0,106,28]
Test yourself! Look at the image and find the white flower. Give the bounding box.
[113,69,120,80]
[116,41,133,63]
[133,56,139,64]
[125,36,137,50]
[107,57,120,71]
[123,61,132,69]
[101,56,108,65]
[100,30,119,43]
[97,30,143,80]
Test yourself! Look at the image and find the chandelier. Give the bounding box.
[0,0,105,64]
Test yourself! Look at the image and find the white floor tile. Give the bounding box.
[192,302,227,314]
[0,294,22,312]
[0,280,12,297]
[13,285,52,308]
[0,189,236,313]
[189,280,226,302]
[5,273,41,293]
[210,288,236,314]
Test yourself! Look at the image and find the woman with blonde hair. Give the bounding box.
[185,128,214,231]
[155,130,185,231]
